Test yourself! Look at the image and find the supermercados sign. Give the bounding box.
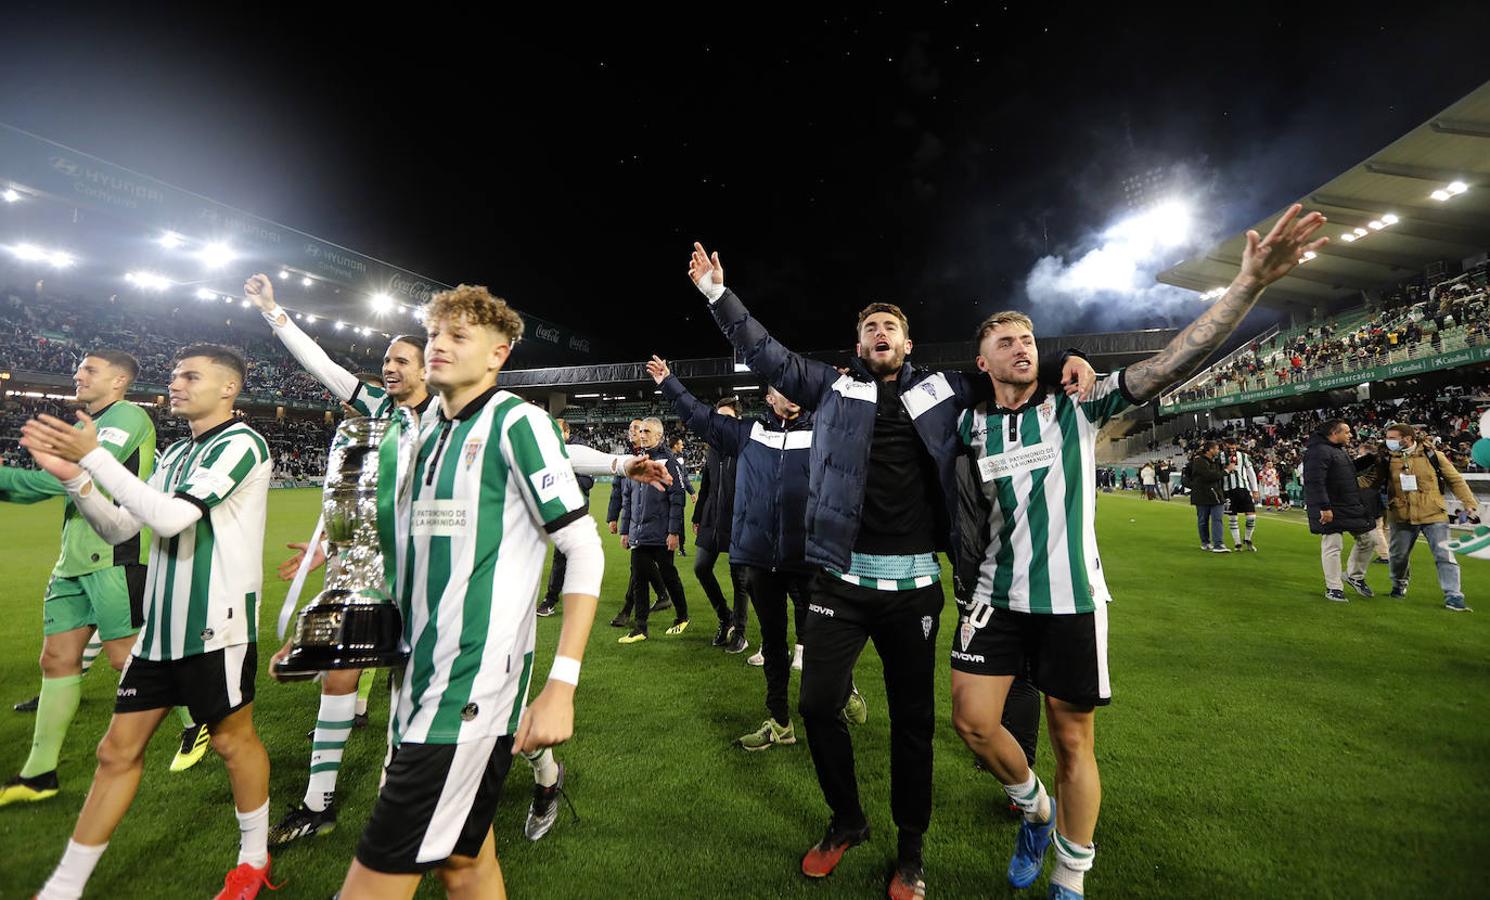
[1160,344,1490,415]
[1,122,594,354]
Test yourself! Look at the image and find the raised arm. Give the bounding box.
[689,243,837,410]
[1124,205,1329,403]
[649,356,750,456]
[245,273,366,405]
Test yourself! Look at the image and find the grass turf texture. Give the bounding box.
[0,485,1486,899]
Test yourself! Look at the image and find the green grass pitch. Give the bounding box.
[0,485,1486,898]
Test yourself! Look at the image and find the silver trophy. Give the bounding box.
[274,416,409,678]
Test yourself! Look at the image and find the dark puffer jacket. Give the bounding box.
[709,287,1078,574]
[1303,433,1373,534]
[1187,453,1227,507]
[693,444,737,554]
[618,444,687,547]
[663,374,812,571]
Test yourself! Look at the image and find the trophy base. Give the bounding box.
[275,589,410,678]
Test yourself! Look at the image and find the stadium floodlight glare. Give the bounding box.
[157,231,185,249]
[47,251,74,268]
[197,242,235,269]
[1302,250,1318,261]
[195,288,216,300]
[573,393,601,399]
[334,320,345,330]
[1199,287,1227,301]
[370,292,393,314]
[1431,189,1451,202]
[1353,227,1367,236]
[125,271,172,291]
[1447,181,1468,195]
[2,189,19,203]
[1367,220,1383,231]
[11,243,47,261]
[301,276,313,287]
[278,270,290,280]
[1340,233,1357,242]
[1381,213,1399,225]
[305,314,317,324]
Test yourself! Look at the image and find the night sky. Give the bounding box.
[2,3,1488,361]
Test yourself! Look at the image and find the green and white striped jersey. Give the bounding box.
[957,370,1136,615]
[385,387,588,746]
[1222,450,1259,494]
[135,420,271,660]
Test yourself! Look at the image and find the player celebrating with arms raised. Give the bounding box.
[950,205,1327,899]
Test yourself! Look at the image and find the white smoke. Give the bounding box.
[1023,200,1216,334]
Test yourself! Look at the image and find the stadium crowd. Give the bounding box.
[1169,265,1489,402]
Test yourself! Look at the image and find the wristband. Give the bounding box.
[696,279,725,303]
[548,655,581,686]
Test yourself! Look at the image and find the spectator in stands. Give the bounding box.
[1187,442,1228,552]
[1366,423,1479,611]
[1303,420,1381,602]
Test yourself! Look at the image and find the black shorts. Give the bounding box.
[356,735,516,874]
[115,644,257,724]
[1225,488,1256,514]
[950,601,1110,707]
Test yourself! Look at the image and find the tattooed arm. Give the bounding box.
[1125,203,1329,403]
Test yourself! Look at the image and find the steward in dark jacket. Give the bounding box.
[1187,453,1227,507]
[1303,432,1374,535]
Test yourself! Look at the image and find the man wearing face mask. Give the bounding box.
[1365,423,1479,610]
[687,242,1095,899]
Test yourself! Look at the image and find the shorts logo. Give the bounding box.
[951,651,987,664]
[463,438,483,469]
[960,618,975,652]
[921,616,933,639]
[117,687,137,697]
[200,628,214,641]
[808,603,835,618]
[461,703,479,722]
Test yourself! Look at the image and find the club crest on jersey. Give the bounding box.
[463,437,483,468]
[1038,400,1054,423]
[960,618,974,651]
[921,615,933,639]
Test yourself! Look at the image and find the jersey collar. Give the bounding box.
[89,400,118,419]
[192,418,236,444]
[990,386,1051,416]
[409,394,433,417]
[440,385,501,423]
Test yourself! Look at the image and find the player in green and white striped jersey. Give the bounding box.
[950,204,1330,899]
[24,343,279,899]
[332,284,668,896]
[244,273,438,846]
[0,350,180,810]
[1221,441,1261,552]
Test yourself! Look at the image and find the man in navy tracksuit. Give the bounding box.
[651,357,847,751]
[687,242,1092,898]
[617,417,690,642]
[685,395,754,651]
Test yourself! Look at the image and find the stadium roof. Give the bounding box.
[1159,80,1490,314]
[0,122,597,367]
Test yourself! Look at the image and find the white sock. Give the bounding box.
[39,840,107,900]
[1229,516,1240,545]
[80,636,103,676]
[1002,770,1051,824]
[1052,831,1095,894]
[792,644,804,666]
[304,692,357,811]
[235,800,270,868]
[522,747,559,787]
[1245,515,1257,542]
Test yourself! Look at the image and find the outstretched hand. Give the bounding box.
[26,444,82,481]
[688,242,724,290]
[646,355,671,385]
[277,541,327,581]
[1239,204,1329,289]
[621,455,674,492]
